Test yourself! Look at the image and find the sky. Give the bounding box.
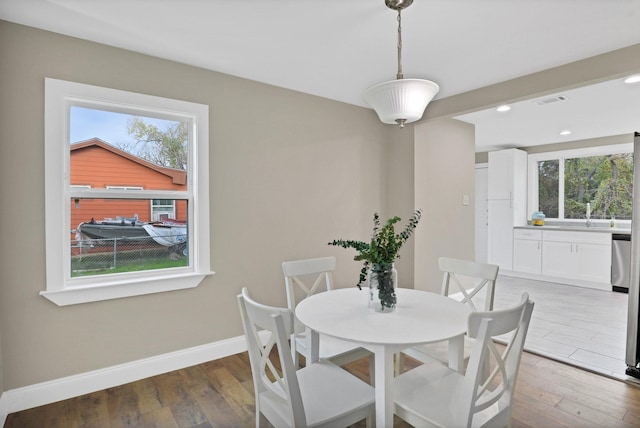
[69,106,180,149]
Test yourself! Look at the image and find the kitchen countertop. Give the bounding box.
[515,225,630,234]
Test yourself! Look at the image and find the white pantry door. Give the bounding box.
[475,164,488,263]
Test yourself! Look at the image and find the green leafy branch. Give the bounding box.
[328,209,422,289]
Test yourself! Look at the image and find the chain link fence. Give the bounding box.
[71,234,187,277]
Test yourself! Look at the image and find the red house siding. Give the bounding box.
[70,139,187,232]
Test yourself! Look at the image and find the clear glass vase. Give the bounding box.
[368,262,398,312]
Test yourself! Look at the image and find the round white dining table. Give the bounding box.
[295,287,470,428]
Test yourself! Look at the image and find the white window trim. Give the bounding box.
[43,78,213,306]
[106,186,144,190]
[527,143,633,222]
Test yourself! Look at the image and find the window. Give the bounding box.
[151,199,177,221]
[537,159,559,218]
[528,144,633,222]
[44,78,212,306]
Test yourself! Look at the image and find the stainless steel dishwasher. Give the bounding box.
[612,233,631,293]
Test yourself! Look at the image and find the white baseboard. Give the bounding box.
[500,271,611,291]
[0,332,266,426]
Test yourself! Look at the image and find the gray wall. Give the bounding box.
[0,328,3,396]
[385,128,417,287]
[414,118,476,291]
[0,20,472,392]
[0,20,387,389]
[522,133,635,154]
[476,133,636,163]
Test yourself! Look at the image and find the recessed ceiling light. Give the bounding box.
[624,75,640,84]
[496,105,511,112]
[560,130,572,136]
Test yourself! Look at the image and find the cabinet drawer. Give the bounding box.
[542,230,611,245]
[514,229,542,240]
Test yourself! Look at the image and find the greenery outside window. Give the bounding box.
[44,78,212,306]
[529,144,633,222]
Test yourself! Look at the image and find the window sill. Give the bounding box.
[40,271,215,306]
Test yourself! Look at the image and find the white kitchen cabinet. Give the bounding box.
[541,230,611,290]
[541,241,576,279]
[488,200,514,270]
[487,148,527,272]
[513,229,542,274]
[488,149,527,201]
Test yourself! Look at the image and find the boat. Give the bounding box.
[76,217,188,254]
[76,217,149,240]
[143,222,188,256]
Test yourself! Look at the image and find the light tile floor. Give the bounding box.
[490,275,636,382]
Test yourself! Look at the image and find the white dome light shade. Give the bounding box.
[624,75,640,84]
[363,78,440,126]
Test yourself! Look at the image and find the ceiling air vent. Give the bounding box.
[535,95,567,105]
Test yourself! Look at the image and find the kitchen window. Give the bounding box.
[44,78,212,306]
[529,144,633,222]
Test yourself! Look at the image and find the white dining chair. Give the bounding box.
[283,257,374,377]
[394,292,534,428]
[398,257,499,373]
[237,287,375,428]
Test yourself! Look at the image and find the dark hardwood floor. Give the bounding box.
[5,349,640,427]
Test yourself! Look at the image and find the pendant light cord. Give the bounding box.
[396,9,403,80]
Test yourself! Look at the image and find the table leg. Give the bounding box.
[372,345,395,428]
[305,327,319,364]
[448,334,464,372]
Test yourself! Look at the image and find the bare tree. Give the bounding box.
[124,117,187,170]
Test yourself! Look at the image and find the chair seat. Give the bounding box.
[394,362,503,428]
[261,360,375,428]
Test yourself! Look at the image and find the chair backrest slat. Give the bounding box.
[282,256,336,278]
[283,257,336,333]
[439,257,499,312]
[283,257,335,310]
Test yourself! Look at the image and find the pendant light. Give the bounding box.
[362,0,439,128]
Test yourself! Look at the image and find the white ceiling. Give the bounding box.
[1,0,640,152]
[456,77,640,152]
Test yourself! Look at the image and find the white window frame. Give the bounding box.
[527,143,633,223]
[44,78,213,306]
